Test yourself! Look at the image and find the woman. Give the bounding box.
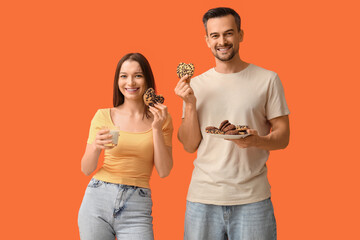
[78,53,173,240]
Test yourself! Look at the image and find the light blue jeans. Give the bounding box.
[78,178,154,240]
[184,198,277,240]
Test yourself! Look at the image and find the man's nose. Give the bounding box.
[219,35,226,45]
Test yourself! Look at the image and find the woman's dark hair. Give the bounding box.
[202,7,241,34]
[113,53,156,118]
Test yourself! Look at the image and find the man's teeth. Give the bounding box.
[218,47,230,51]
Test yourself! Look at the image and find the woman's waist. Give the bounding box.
[93,169,152,189]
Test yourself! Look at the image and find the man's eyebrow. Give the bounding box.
[209,32,219,36]
[209,29,234,36]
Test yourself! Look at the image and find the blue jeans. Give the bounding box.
[184,198,276,240]
[78,178,154,240]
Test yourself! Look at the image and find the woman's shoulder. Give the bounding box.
[95,108,111,114]
[91,108,111,121]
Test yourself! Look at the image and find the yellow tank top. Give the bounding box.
[87,108,173,188]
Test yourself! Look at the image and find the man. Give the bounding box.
[175,7,290,240]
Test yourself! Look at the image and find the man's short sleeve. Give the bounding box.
[266,74,290,120]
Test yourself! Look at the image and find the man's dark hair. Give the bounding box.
[202,7,241,34]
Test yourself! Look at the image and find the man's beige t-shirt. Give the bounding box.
[183,64,290,205]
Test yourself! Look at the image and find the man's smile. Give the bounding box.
[216,45,232,53]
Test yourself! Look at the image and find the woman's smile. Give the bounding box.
[125,87,140,93]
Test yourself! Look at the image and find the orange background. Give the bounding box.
[1,0,359,239]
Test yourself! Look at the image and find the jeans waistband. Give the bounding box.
[91,178,139,189]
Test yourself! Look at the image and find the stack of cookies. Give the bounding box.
[206,120,249,135]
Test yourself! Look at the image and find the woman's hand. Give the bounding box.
[81,128,113,176]
[149,103,173,178]
[149,103,168,131]
[93,128,115,150]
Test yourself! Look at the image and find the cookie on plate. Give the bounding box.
[236,125,249,134]
[219,120,229,130]
[223,124,236,132]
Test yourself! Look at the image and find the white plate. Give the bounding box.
[206,133,250,139]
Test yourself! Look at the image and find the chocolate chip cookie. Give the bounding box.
[143,88,165,107]
[177,63,195,79]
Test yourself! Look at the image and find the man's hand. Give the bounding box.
[227,116,290,150]
[226,129,260,148]
[174,75,196,105]
[175,74,201,153]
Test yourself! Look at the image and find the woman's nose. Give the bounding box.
[127,77,135,85]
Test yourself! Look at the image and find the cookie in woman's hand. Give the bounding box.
[143,88,165,107]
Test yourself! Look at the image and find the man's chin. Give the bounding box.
[212,50,234,61]
[215,54,235,62]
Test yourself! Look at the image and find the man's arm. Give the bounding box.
[178,103,202,153]
[175,76,202,153]
[228,115,290,150]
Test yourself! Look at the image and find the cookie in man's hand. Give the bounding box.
[143,88,165,107]
[176,63,195,80]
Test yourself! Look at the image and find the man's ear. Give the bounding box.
[239,29,244,43]
[205,35,211,48]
